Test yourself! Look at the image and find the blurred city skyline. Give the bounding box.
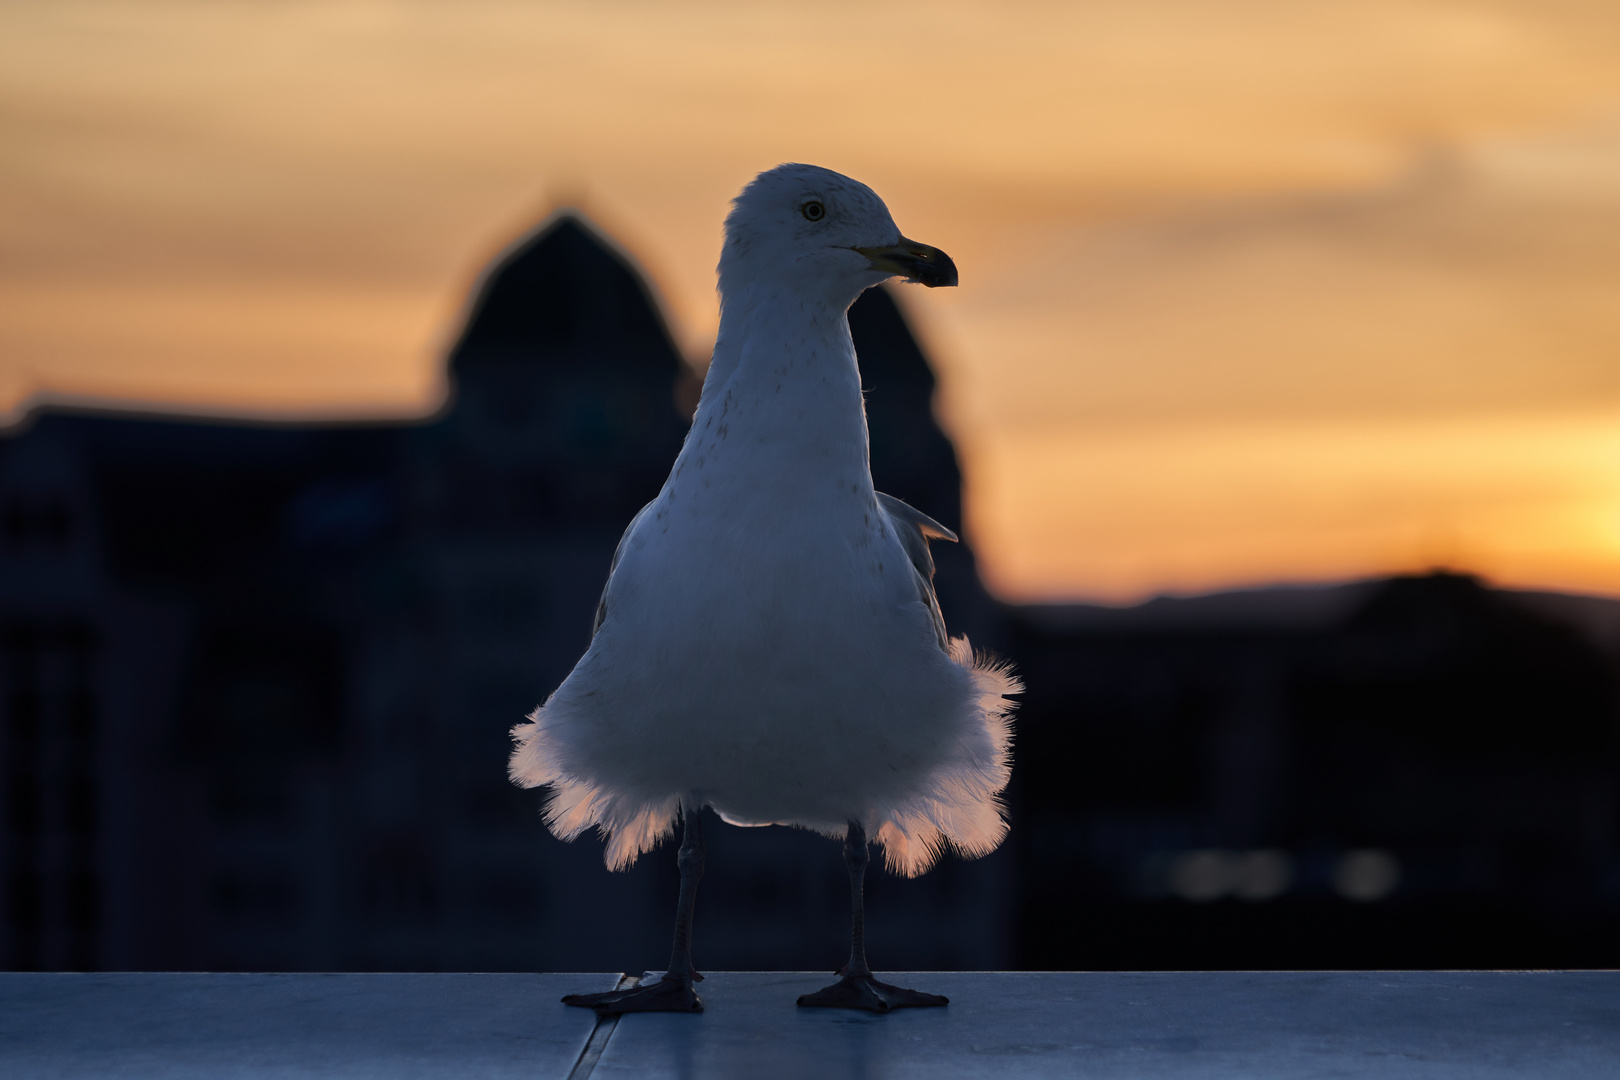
[5,0,1620,601]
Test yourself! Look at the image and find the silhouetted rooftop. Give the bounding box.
[449,213,684,374]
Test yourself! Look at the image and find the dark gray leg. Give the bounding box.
[796,821,948,1013]
[562,810,705,1015]
[666,807,706,985]
[843,821,874,978]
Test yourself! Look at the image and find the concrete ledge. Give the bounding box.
[3,971,1616,1078]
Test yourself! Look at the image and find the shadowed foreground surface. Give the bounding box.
[2,971,1616,1078]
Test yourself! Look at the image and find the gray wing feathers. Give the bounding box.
[593,500,656,637]
[875,492,958,650]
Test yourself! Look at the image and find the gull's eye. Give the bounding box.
[801,200,825,222]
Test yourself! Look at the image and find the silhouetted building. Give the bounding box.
[1008,572,1620,969]
[0,213,1006,972]
[4,213,1619,975]
[853,290,999,650]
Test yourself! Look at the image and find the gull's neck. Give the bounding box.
[681,280,871,487]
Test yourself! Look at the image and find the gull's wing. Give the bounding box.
[593,500,656,637]
[875,491,958,651]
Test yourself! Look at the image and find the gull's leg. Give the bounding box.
[561,809,705,1014]
[797,821,948,1013]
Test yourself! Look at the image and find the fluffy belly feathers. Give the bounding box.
[543,488,973,819]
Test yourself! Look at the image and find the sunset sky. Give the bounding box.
[5,0,1620,601]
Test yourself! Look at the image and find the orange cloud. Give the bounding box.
[4,0,1620,600]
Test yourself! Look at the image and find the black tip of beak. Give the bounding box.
[914,248,958,289]
[856,240,960,288]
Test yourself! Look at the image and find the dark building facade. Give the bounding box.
[3,213,1618,974]
[0,214,1007,973]
[1009,573,1620,969]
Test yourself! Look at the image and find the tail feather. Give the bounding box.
[871,637,1019,877]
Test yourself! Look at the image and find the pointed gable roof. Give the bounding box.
[448,213,684,375]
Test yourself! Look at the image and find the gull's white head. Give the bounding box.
[719,163,957,308]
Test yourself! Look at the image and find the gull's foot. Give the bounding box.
[797,974,948,1013]
[562,974,702,1015]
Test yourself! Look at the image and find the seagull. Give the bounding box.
[510,163,1018,1014]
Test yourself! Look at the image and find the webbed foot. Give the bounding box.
[796,974,948,1013]
[563,974,702,1015]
